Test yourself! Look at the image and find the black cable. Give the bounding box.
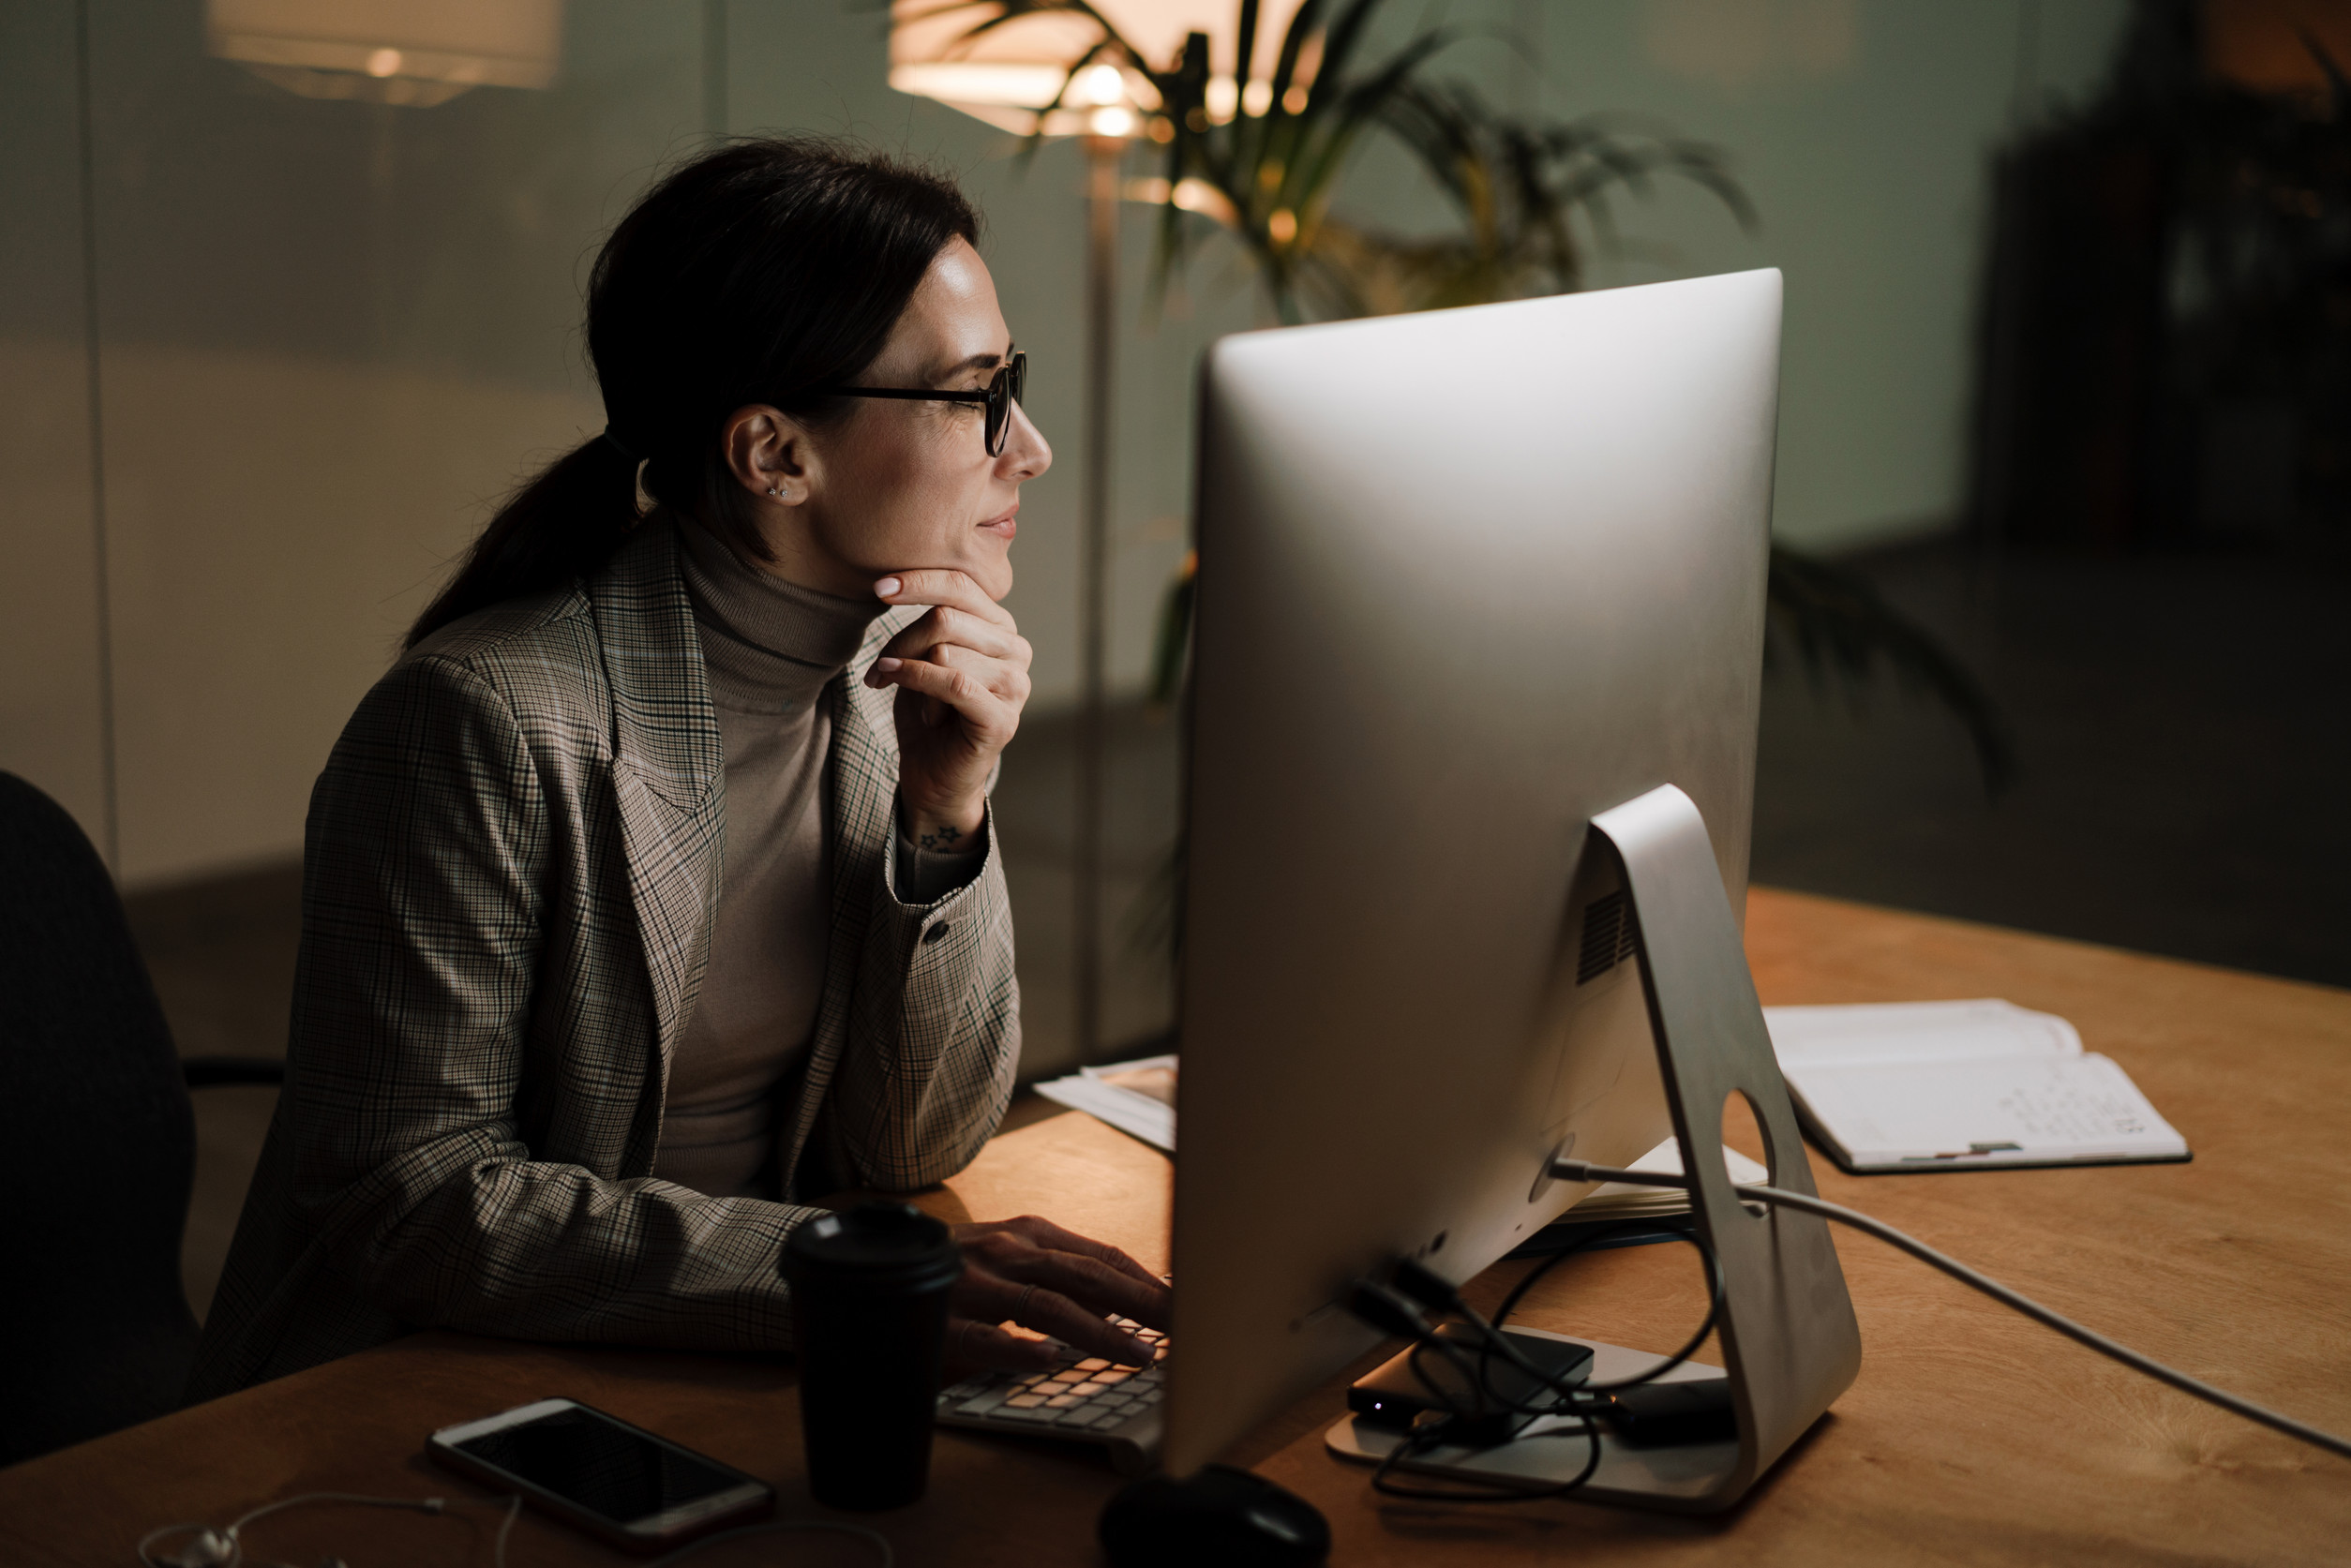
[1383,1220,1724,1417]
[1370,1411,1603,1502]
[1355,1220,1726,1502]
[1488,1218,1725,1396]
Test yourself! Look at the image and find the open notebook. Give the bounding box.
[1761,999,2191,1174]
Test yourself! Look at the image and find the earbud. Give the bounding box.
[166,1530,234,1567]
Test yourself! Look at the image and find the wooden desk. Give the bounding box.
[6,889,2347,1566]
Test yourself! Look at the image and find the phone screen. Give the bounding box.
[448,1406,747,1527]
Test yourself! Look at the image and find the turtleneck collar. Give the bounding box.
[672,515,885,716]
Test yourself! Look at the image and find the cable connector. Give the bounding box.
[1389,1258,1465,1314]
[1347,1278,1433,1341]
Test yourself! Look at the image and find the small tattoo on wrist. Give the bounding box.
[918,824,963,853]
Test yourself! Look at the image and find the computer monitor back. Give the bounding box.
[1167,269,1783,1475]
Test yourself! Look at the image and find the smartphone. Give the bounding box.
[427,1397,772,1554]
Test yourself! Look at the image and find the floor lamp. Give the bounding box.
[888,1,1305,1059]
[1074,130,1122,1060]
[887,17,1148,1060]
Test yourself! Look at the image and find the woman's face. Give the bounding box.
[731,237,1049,602]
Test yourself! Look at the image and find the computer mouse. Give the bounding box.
[1098,1464,1330,1568]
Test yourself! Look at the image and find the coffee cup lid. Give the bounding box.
[783,1202,963,1292]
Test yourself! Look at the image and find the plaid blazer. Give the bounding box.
[186,523,1020,1400]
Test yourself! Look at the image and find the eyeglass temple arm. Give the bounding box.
[824,387,989,403]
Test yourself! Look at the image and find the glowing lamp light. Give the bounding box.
[890,0,1310,137]
[206,0,566,108]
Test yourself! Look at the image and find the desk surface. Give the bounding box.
[6,888,2348,1566]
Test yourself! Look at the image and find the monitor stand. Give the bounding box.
[1325,783,1863,1512]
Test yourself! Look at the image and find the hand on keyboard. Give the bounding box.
[945,1215,1173,1373]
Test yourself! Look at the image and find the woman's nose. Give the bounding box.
[1000,399,1051,481]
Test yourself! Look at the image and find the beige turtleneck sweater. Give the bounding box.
[655,519,985,1199]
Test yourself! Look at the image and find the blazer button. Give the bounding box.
[922,923,952,944]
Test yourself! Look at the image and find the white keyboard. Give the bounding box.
[934,1322,1167,1476]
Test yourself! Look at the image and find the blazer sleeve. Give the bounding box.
[814,803,1022,1193]
[278,651,812,1355]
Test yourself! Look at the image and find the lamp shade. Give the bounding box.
[891,0,1310,136]
[206,0,565,107]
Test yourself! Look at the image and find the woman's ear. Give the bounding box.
[722,404,817,507]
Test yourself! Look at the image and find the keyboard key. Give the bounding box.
[1074,1358,1111,1372]
[1046,1394,1085,1409]
[954,1389,1013,1416]
[1004,1394,1046,1409]
[991,1405,1060,1426]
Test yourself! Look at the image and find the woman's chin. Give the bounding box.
[963,541,1014,602]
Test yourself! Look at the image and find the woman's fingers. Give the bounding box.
[991,1215,1166,1293]
[956,1217,1173,1335]
[945,1317,1063,1374]
[944,1216,1175,1368]
[982,1222,1176,1307]
[913,641,1032,704]
[955,1272,1158,1366]
[876,570,1017,628]
[1017,1288,1160,1366]
[987,1248,1168,1335]
[865,654,1019,742]
[882,605,1031,668]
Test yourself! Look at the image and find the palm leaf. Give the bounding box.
[1764,545,2015,795]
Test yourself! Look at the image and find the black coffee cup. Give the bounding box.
[781,1202,965,1511]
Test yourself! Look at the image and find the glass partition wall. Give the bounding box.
[5,0,1220,1080]
[2,1,2134,1083]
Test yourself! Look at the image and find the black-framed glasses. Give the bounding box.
[827,350,1027,456]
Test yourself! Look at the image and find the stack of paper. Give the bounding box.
[1761,999,2190,1173]
[1035,1056,1765,1223]
[1034,1054,1177,1152]
[1569,1138,1770,1221]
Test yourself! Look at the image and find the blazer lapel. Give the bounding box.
[591,522,725,1082]
[775,606,916,1194]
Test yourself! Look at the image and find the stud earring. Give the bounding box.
[766,485,785,500]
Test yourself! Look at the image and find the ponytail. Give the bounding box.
[405,435,642,650]
[401,138,980,651]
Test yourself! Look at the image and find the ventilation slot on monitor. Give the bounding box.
[1576,893,1617,983]
[1576,891,1643,984]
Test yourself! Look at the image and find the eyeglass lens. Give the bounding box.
[987,352,1026,456]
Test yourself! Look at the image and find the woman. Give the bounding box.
[188,140,1170,1400]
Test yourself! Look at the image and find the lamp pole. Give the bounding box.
[1075,131,1121,1062]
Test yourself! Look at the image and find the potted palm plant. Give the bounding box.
[913,0,2014,971]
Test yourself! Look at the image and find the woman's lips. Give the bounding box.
[980,505,1018,541]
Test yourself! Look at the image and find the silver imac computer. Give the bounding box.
[1164,269,1861,1510]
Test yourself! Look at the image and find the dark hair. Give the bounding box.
[405,138,981,650]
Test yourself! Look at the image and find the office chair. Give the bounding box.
[0,772,284,1464]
